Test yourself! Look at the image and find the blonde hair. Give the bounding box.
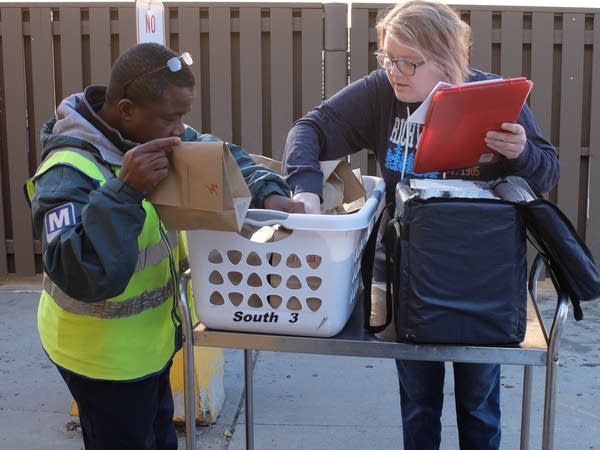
[376,0,472,84]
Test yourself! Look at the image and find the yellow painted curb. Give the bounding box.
[171,346,225,424]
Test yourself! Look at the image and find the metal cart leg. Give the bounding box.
[542,295,569,450]
[244,349,255,450]
[178,271,197,450]
[519,365,533,450]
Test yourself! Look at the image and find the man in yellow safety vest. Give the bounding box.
[25,42,302,449]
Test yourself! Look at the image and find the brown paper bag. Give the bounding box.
[150,141,251,231]
[319,160,366,214]
[250,154,283,174]
[249,155,366,215]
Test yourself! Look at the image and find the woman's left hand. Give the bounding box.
[484,122,526,160]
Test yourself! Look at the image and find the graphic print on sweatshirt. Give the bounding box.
[384,115,438,179]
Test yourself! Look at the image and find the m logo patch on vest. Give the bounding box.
[44,203,76,243]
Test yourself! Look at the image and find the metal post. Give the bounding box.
[541,294,569,450]
[244,349,255,450]
[519,365,533,450]
[178,270,197,450]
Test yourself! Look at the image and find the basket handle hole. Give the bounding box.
[268,295,282,309]
[227,250,242,265]
[208,270,224,285]
[286,254,302,268]
[286,275,302,290]
[208,250,223,264]
[306,276,322,291]
[228,292,243,306]
[267,252,282,267]
[267,274,282,288]
[246,251,262,266]
[306,254,322,269]
[307,297,322,311]
[228,272,243,286]
[209,291,225,305]
[247,294,263,308]
[286,296,302,311]
[247,273,263,287]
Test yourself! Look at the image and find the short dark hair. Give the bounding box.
[106,43,195,105]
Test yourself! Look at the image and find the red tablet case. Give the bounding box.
[413,77,533,173]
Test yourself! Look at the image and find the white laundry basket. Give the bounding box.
[186,176,385,337]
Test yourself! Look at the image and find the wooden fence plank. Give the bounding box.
[238,7,262,154]
[469,10,493,72]
[530,12,554,139]
[117,7,137,53]
[178,6,203,136]
[164,5,172,49]
[556,13,585,228]
[349,8,370,83]
[499,11,523,77]
[58,7,83,97]
[0,8,8,275]
[1,7,36,275]
[587,13,600,261]
[29,7,55,168]
[89,7,112,85]
[323,3,347,98]
[348,7,371,174]
[300,8,323,116]
[269,7,293,161]
[208,6,232,142]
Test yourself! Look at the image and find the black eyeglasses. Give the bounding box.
[374,52,425,76]
[122,52,193,97]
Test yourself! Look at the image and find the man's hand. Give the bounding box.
[263,194,305,213]
[484,122,527,160]
[119,137,181,195]
[292,192,321,214]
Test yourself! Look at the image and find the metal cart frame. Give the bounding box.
[177,254,569,450]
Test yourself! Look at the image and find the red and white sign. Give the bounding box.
[136,0,165,45]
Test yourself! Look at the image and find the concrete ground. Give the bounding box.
[1,276,599,450]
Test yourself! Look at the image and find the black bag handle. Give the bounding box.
[493,176,597,320]
[361,202,394,333]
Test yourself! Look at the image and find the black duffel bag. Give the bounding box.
[361,176,600,345]
[389,184,527,345]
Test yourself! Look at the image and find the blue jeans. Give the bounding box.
[395,360,501,450]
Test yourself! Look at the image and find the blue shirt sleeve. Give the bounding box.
[283,70,390,197]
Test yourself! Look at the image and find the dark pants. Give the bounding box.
[395,360,501,450]
[57,363,178,450]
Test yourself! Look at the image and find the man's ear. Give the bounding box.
[117,98,138,122]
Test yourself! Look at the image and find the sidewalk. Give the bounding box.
[1,277,599,450]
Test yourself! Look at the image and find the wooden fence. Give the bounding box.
[1,1,599,276]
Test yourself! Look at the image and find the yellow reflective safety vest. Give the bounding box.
[26,148,186,381]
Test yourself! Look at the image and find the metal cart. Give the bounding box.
[177,254,569,450]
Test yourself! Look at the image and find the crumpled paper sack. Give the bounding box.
[250,155,366,214]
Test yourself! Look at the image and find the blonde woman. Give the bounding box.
[283,1,558,449]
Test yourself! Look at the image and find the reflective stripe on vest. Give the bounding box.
[43,274,173,318]
[28,147,181,380]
